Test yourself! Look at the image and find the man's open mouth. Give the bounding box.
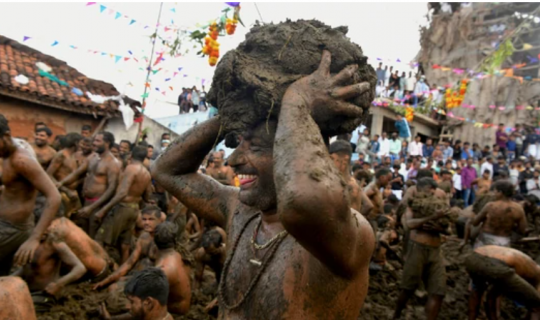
[238,174,257,187]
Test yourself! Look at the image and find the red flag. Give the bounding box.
[153,52,164,66]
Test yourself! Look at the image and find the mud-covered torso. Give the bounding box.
[0,150,38,224]
[83,154,118,199]
[483,201,523,237]
[219,207,367,320]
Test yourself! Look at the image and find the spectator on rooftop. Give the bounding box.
[376,63,386,85]
[394,114,411,143]
[385,66,393,88]
[405,71,416,95]
[399,72,406,92]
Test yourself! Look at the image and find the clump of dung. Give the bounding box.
[207,19,377,147]
[472,192,496,214]
[409,192,453,228]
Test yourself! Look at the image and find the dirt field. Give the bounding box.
[36,239,539,320]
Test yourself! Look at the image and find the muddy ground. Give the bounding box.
[37,240,539,320]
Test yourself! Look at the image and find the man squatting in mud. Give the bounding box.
[153,50,375,319]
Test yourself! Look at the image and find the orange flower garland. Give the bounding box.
[405,106,414,122]
[445,79,469,109]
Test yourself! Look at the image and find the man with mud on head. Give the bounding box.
[0,114,61,276]
[329,140,373,213]
[151,20,376,319]
[394,177,451,320]
[471,180,528,248]
[365,168,392,230]
[206,151,235,186]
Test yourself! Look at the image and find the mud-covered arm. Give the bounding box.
[516,206,529,235]
[471,202,492,227]
[188,215,201,240]
[405,207,444,230]
[94,167,135,220]
[58,160,88,188]
[83,161,120,213]
[46,152,64,184]
[275,51,374,278]
[151,116,238,229]
[13,153,61,266]
[48,241,87,294]
[93,237,142,290]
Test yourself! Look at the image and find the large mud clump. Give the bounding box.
[409,192,453,228]
[207,19,377,147]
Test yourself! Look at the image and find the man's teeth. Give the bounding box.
[239,174,257,180]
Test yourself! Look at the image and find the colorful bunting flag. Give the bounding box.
[51,41,59,46]
[23,36,31,42]
[86,2,96,6]
[130,19,136,25]
[141,92,149,99]
[115,12,121,19]
[99,4,106,13]
[114,55,122,63]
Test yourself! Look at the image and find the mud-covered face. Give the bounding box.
[228,122,277,212]
[110,147,120,159]
[34,131,49,147]
[127,296,145,320]
[142,213,160,233]
[93,134,107,154]
[213,152,224,166]
[330,153,350,175]
[80,140,92,155]
[119,142,130,156]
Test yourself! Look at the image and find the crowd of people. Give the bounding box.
[177,86,208,114]
[1,54,540,320]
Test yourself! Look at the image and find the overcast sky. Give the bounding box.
[0,2,428,118]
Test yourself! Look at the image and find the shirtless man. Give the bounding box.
[0,114,61,275]
[93,206,163,290]
[45,217,112,281]
[12,228,86,312]
[394,177,451,320]
[329,140,373,212]
[74,137,95,168]
[57,132,121,237]
[119,140,132,160]
[365,168,392,229]
[471,180,528,248]
[465,245,540,320]
[194,229,226,289]
[206,151,234,186]
[31,127,56,170]
[47,132,83,218]
[98,221,191,316]
[0,276,37,320]
[152,51,375,319]
[472,169,492,196]
[100,268,174,320]
[94,146,152,262]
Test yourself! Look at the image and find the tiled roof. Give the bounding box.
[0,35,139,115]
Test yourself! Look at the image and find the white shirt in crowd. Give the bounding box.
[480,162,494,180]
[408,141,423,157]
[453,173,462,191]
[405,76,416,92]
[384,70,391,87]
[356,135,370,154]
[527,178,540,199]
[379,138,390,157]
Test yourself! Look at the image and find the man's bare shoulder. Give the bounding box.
[10,147,40,171]
[350,208,375,246]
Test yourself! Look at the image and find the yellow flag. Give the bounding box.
[523,43,533,50]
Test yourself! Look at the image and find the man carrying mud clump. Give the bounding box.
[152,19,376,319]
[394,177,451,320]
[471,180,528,248]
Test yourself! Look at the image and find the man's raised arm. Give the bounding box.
[274,51,374,278]
[151,116,238,229]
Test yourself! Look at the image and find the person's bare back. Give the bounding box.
[155,249,191,314]
[0,276,37,320]
[475,200,527,237]
[47,218,110,278]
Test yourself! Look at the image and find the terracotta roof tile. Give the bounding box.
[0,35,140,115]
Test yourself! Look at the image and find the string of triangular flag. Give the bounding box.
[85,2,186,34]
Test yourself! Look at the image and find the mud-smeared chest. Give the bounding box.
[219,216,353,320]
